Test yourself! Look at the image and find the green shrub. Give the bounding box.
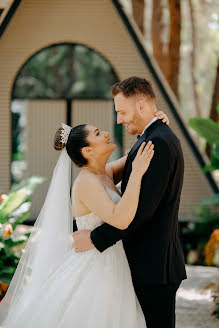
[0,176,45,284]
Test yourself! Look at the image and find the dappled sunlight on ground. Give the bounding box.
[176,265,219,327]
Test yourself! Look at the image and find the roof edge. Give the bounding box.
[0,0,22,39]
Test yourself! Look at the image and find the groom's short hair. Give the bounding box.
[111,77,155,99]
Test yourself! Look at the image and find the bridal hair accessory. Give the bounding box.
[60,123,72,144]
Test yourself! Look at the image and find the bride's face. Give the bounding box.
[82,125,117,160]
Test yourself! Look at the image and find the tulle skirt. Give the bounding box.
[2,241,146,328]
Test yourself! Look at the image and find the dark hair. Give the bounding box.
[54,124,89,167]
[111,76,155,99]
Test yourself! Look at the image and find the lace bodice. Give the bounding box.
[75,187,121,230]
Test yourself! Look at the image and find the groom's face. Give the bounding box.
[114,93,142,135]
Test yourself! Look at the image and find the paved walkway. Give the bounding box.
[176,265,219,327]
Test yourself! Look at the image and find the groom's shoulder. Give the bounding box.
[148,124,181,150]
[151,123,178,141]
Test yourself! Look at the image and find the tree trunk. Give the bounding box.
[131,0,145,35]
[167,0,181,98]
[210,59,219,122]
[188,0,201,117]
[152,0,167,76]
[206,58,219,157]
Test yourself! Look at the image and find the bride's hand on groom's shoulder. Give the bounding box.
[155,111,170,125]
[132,141,154,177]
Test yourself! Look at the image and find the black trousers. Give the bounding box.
[134,281,181,328]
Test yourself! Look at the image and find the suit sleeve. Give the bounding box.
[91,137,172,252]
[73,218,78,232]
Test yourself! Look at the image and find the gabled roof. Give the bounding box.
[0,0,22,38]
[0,0,218,193]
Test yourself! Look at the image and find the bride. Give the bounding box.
[0,112,169,328]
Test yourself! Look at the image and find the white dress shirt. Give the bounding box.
[140,117,158,137]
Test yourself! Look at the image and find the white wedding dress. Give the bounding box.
[2,188,146,328]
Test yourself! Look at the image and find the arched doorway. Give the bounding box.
[11,43,121,218]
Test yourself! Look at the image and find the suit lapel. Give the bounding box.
[121,131,147,193]
[128,120,163,159]
[127,132,147,160]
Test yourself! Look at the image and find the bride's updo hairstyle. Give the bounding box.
[54,124,90,167]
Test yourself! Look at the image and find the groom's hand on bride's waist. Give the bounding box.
[73,230,95,252]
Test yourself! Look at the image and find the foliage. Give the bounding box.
[0,177,45,284]
[188,117,219,144]
[197,193,219,239]
[0,281,9,302]
[187,105,219,318]
[204,228,219,318]
[188,106,219,172]
[204,228,219,266]
[185,110,219,267]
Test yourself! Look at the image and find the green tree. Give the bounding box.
[13,44,117,100]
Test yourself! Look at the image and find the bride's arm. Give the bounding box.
[106,111,169,184]
[79,142,154,230]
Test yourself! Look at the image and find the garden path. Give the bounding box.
[176,265,219,328]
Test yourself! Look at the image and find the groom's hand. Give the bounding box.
[73,230,95,252]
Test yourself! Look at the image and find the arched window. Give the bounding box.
[11,44,122,186]
[12,43,118,99]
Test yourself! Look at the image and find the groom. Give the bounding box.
[73,77,187,328]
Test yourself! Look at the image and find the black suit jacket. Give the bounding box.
[86,120,186,285]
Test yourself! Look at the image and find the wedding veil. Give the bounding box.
[0,128,73,324]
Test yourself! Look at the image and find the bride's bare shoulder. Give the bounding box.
[73,171,103,194]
